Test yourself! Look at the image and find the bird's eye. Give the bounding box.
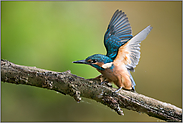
[91,59,97,63]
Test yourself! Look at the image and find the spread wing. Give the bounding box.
[104,9,133,60]
[113,25,153,71]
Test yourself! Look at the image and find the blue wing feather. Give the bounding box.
[104,10,133,60]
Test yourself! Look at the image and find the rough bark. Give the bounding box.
[1,59,182,122]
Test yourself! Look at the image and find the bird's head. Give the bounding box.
[73,54,113,70]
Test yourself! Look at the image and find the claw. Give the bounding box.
[100,81,111,85]
[100,81,107,85]
[99,75,106,82]
[106,82,112,87]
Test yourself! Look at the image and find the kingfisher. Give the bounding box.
[73,9,152,92]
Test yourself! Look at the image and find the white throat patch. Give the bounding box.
[102,62,113,69]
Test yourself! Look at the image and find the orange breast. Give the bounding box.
[98,68,118,82]
[98,62,132,90]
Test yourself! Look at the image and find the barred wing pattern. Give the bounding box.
[104,10,133,60]
[114,25,153,71]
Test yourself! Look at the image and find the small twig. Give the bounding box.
[1,59,182,122]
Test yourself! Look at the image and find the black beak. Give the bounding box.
[72,60,88,64]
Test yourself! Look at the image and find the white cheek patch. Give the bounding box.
[102,62,113,69]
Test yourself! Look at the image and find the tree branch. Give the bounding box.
[1,59,182,122]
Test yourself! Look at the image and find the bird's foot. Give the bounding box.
[131,87,136,93]
[122,87,136,93]
[114,87,123,93]
[88,75,105,85]
[114,87,136,93]
[95,75,111,87]
[100,81,106,85]
[100,81,112,87]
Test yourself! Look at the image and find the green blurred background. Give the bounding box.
[1,1,182,122]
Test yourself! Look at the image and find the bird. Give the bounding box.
[73,9,152,92]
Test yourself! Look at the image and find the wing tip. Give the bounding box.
[147,25,153,31]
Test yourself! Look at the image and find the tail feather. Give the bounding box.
[128,70,136,90]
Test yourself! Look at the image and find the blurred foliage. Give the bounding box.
[1,1,182,122]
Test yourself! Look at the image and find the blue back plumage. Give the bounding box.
[104,10,133,60]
